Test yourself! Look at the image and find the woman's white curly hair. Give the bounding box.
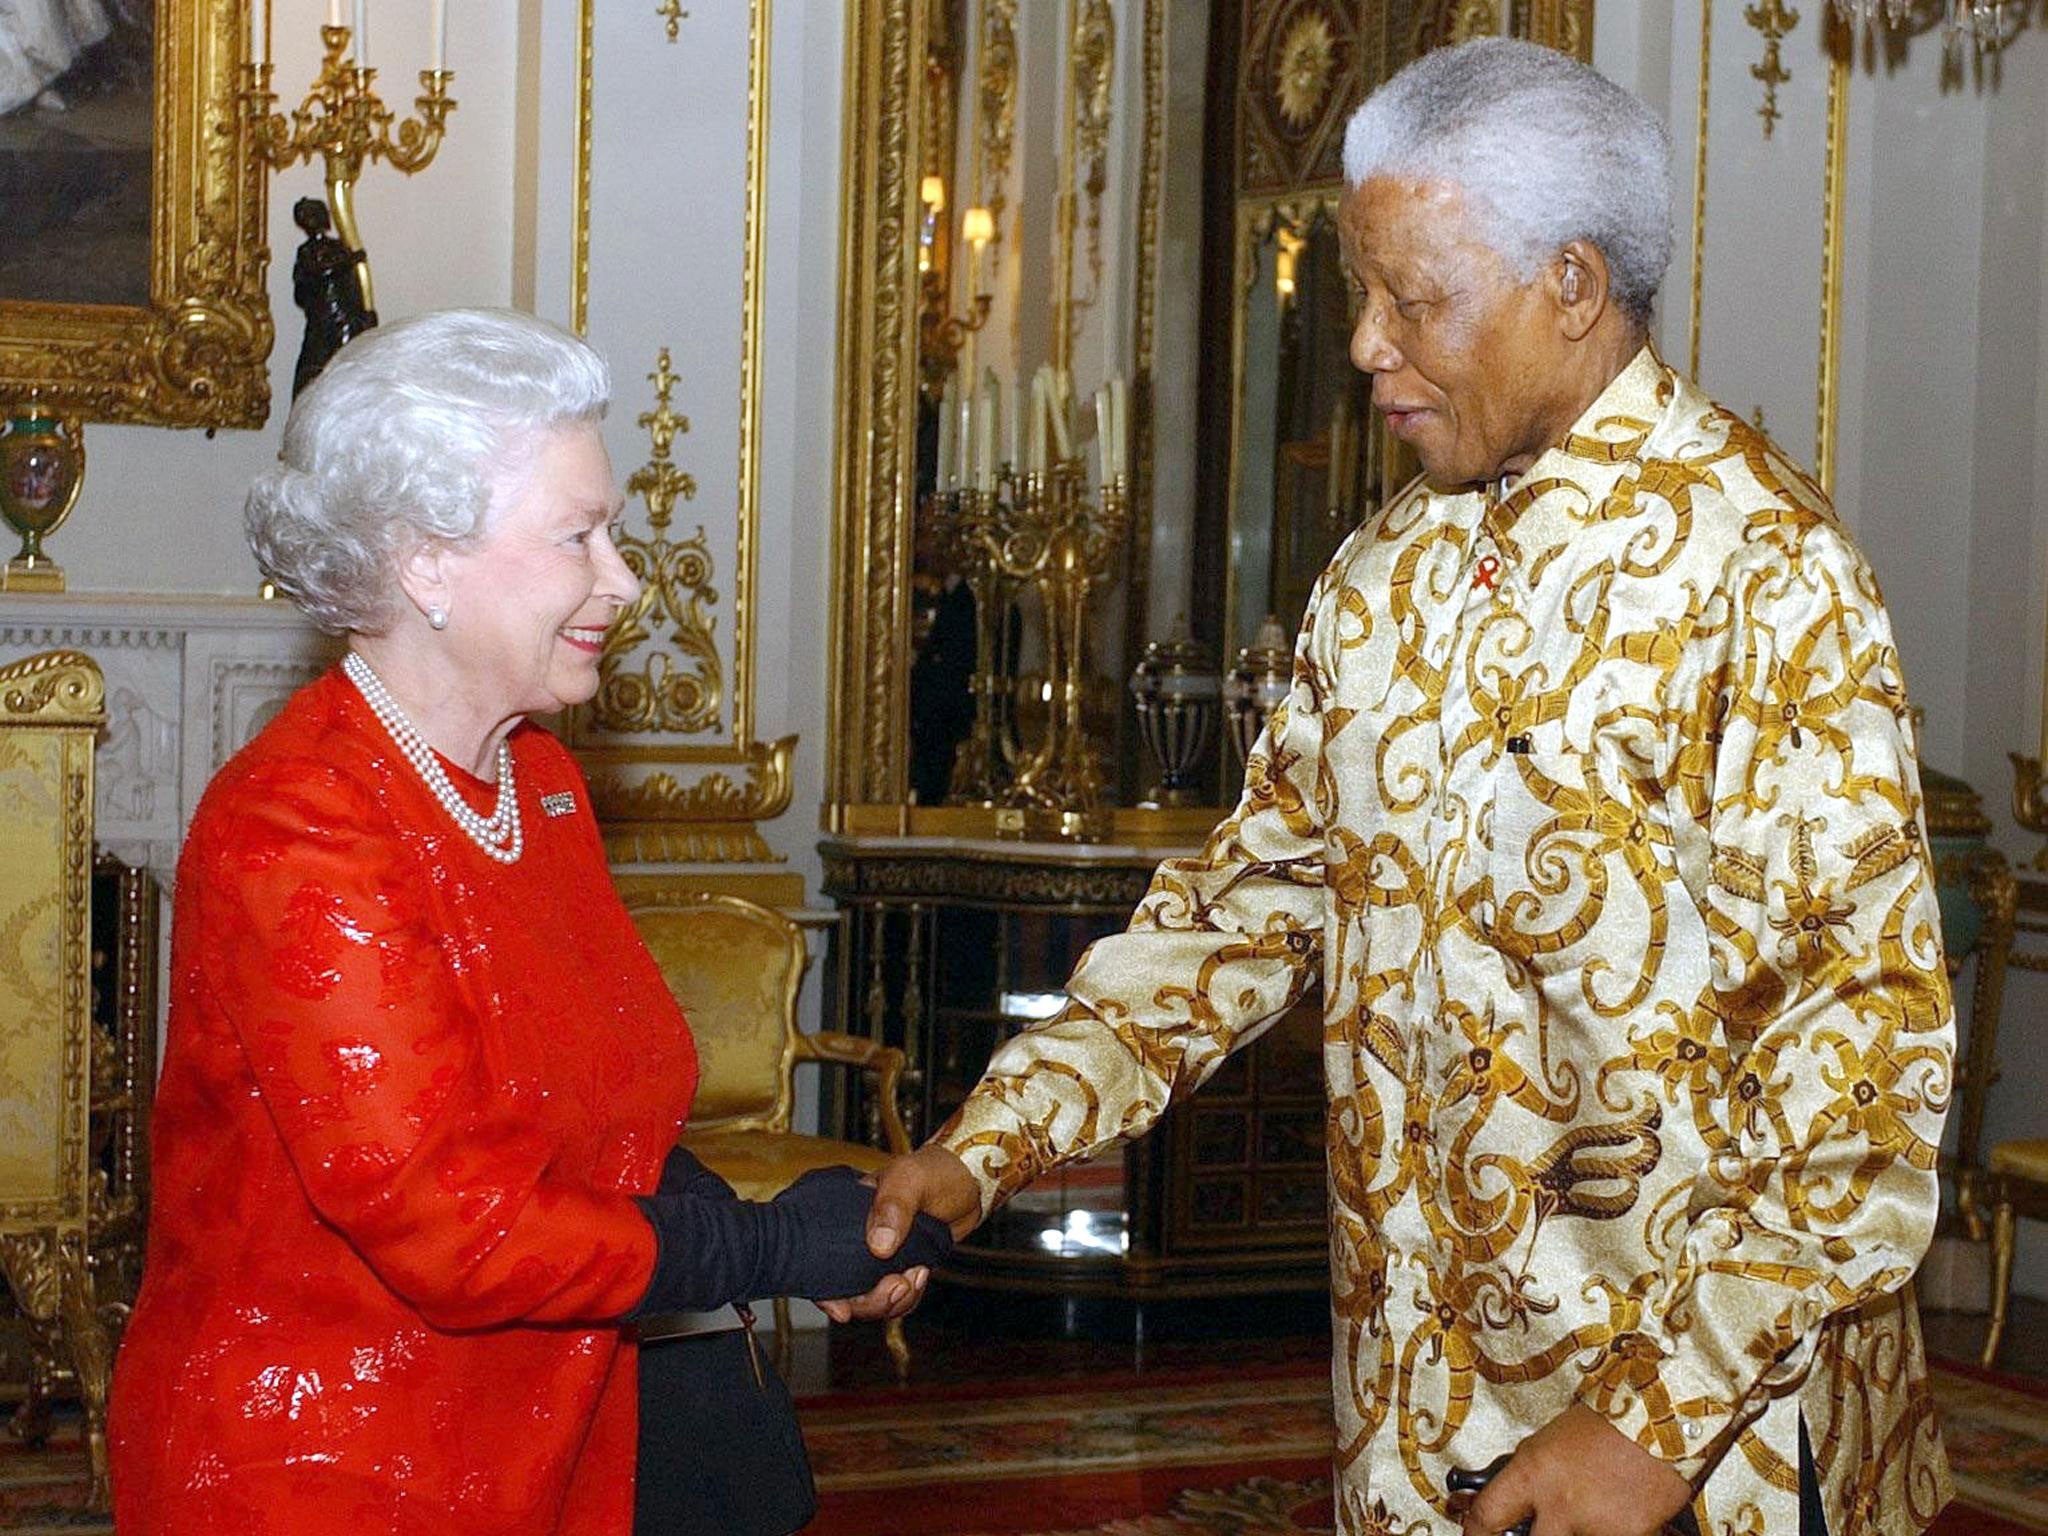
[1343,37,1674,323]
[245,308,611,635]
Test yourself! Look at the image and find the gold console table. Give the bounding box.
[818,832,1329,1301]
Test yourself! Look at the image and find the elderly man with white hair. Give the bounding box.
[860,37,1953,1536]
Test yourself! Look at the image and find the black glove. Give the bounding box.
[629,1164,953,1320]
[655,1144,738,1203]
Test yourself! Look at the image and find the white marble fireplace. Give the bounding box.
[0,593,340,894]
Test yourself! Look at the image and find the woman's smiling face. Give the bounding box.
[434,422,639,718]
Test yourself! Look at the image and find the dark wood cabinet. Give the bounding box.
[819,835,1328,1299]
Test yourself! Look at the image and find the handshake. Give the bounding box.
[630,1151,957,1319]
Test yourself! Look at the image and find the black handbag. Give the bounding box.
[635,1304,817,1536]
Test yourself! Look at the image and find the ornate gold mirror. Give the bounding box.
[830,1,1594,828]
[0,1,271,430]
[1226,199,1381,657]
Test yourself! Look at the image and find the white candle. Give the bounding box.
[974,386,994,490]
[1028,368,1049,474]
[327,0,344,26]
[354,0,368,62]
[255,0,271,67]
[432,0,447,70]
[1093,387,1113,487]
[981,370,1001,483]
[1048,368,1073,462]
[1111,375,1129,479]
[1004,373,1020,471]
[956,386,974,489]
[936,379,957,491]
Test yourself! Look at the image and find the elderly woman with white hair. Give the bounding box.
[107,309,947,1536]
[864,38,1953,1536]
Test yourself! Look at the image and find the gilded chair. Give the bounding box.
[0,651,113,1504]
[621,888,914,1374]
[1962,865,2048,1367]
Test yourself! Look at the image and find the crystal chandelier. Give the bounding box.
[1829,0,2023,51]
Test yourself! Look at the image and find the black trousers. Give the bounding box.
[634,1327,816,1536]
[1800,1415,1830,1536]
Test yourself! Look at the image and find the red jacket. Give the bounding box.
[111,668,698,1533]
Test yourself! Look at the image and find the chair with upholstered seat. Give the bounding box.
[621,888,913,1374]
[1965,865,2048,1367]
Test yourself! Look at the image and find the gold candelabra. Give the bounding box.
[239,24,457,315]
[933,484,1016,807]
[929,459,1126,841]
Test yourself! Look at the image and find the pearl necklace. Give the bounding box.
[343,651,524,864]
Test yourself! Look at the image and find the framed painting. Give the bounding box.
[0,0,270,429]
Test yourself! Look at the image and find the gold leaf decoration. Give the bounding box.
[1274,12,1337,131]
[591,349,725,736]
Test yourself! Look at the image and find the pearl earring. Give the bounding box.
[428,607,449,631]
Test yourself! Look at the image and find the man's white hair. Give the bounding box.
[245,308,611,634]
[1342,37,1673,323]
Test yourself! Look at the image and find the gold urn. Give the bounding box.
[0,402,85,592]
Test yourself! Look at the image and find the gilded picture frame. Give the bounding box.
[0,0,271,430]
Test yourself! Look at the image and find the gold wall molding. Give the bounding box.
[568,0,788,861]
[1123,0,1166,729]
[1686,1,1845,491]
[1072,0,1118,311]
[572,0,594,335]
[657,1,690,41]
[1690,0,1714,378]
[1745,0,1799,137]
[1816,32,1849,494]
[0,0,271,429]
[590,735,796,864]
[1515,0,1596,59]
[734,0,773,746]
[831,0,922,808]
[978,0,1019,254]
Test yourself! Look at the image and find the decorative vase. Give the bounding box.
[1129,629,1220,809]
[1223,615,1294,777]
[0,401,84,593]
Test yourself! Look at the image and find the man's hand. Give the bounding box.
[815,1147,982,1326]
[816,1266,930,1324]
[867,1145,984,1258]
[1461,1404,1693,1536]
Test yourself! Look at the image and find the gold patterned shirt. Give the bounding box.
[939,349,1954,1535]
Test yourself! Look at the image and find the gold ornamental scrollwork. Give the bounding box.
[1745,0,1800,137]
[592,735,796,864]
[1071,0,1117,309]
[1514,0,1597,59]
[1275,13,1339,130]
[0,650,107,722]
[979,0,1019,259]
[593,349,725,737]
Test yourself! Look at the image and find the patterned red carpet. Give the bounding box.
[2,1358,2043,1532]
[800,1358,2048,1536]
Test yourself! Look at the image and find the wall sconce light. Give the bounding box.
[920,201,995,401]
[1274,228,1305,307]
